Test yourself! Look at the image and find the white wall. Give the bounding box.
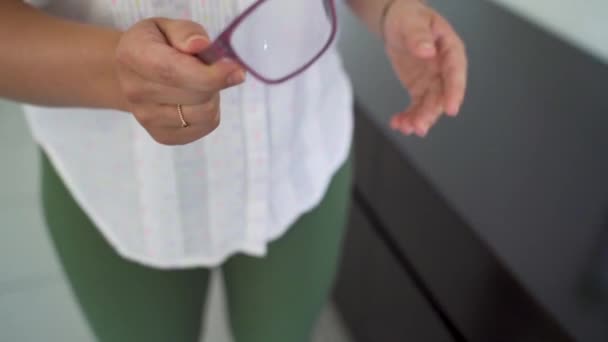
[490,0,608,63]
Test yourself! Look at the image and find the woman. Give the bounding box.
[0,0,467,341]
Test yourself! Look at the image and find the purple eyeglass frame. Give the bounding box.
[197,0,338,84]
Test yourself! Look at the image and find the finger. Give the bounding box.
[121,19,246,92]
[441,40,467,116]
[393,69,437,135]
[155,18,248,89]
[390,114,402,130]
[390,96,419,134]
[159,94,221,129]
[418,88,444,137]
[146,83,215,106]
[396,99,424,135]
[391,111,414,135]
[133,94,220,133]
[154,18,211,54]
[121,69,216,106]
[145,107,219,145]
[408,83,443,137]
[130,42,246,92]
[434,17,467,115]
[395,6,436,58]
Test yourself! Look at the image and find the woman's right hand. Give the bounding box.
[115,18,245,145]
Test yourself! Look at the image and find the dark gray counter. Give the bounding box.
[334,0,608,341]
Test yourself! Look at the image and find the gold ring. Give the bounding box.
[177,104,189,128]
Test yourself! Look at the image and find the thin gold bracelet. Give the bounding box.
[380,0,398,41]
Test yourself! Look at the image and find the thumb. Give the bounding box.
[399,13,436,58]
[154,18,211,54]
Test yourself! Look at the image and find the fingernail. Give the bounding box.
[227,70,246,85]
[419,127,429,137]
[218,58,241,70]
[218,57,236,64]
[420,42,434,51]
[187,35,209,46]
[402,125,413,135]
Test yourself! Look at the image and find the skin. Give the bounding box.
[349,0,468,137]
[0,1,246,145]
[114,19,246,145]
[0,0,467,142]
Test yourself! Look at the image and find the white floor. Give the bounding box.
[0,100,352,342]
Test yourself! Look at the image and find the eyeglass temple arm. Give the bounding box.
[197,40,231,65]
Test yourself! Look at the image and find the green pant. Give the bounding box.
[41,152,352,342]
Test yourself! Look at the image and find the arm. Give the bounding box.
[0,1,126,110]
[0,1,244,146]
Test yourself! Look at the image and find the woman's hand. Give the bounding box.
[383,0,467,137]
[115,18,246,145]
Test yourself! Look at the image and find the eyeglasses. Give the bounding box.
[198,0,337,84]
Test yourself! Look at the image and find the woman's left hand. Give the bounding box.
[383,0,468,137]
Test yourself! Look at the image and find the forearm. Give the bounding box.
[0,1,126,110]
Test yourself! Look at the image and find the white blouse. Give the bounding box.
[23,0,353,268]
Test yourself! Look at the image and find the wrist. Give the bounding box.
[99,29,131,112]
